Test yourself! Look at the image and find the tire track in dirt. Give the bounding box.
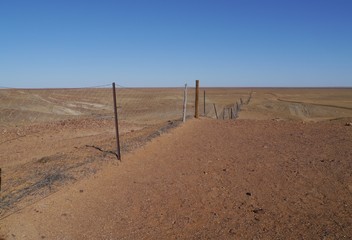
[277,98,352,111]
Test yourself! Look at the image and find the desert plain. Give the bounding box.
[0,87,352,239]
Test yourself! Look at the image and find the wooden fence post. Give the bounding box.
[195,80,199,118]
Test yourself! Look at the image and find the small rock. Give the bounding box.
[246,192,252,196]
[253,208,264,214]
[79,189,84,193]
[345,122,352,126]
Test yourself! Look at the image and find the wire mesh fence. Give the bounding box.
[0,82,252,219]
[0,85,196,128]
[116,87,193,125]
[0,85,253,129]
[0,83,195,218]
[201,88,253,119]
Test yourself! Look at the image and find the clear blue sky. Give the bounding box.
[0,0,351,88]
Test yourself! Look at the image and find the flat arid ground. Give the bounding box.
[1,88,352,239]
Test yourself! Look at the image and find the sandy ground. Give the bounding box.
[0,117,178,219]
[1,88,352,239]
[1,118,352,239]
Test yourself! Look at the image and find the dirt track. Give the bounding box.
[1,118,352,239]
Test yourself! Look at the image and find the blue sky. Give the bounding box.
[0,0,351,88]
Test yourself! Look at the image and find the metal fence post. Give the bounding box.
[112,82,121,160]
[203,90,206,116]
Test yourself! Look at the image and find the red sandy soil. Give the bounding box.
[1,118,352,239]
